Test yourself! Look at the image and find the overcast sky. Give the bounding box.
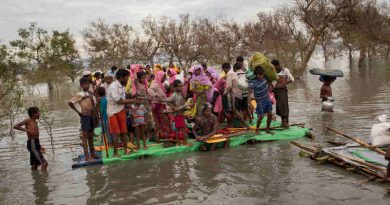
[0,0,289,56]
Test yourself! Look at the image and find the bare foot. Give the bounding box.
[265,130,274,135]
[91,154,101,159]
[85,156,93,162]
[184,143,192,147]
[113,153,121,158]
[124,149,130,155]
[255,129,260,134]
[143,146,148,150]
[41,161,48,171]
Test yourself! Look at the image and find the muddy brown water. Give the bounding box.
[1,59,390,205]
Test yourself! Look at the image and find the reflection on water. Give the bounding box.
[0,58,390,204]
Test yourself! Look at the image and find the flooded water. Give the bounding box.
[1,58,390,204]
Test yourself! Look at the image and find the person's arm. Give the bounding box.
[285,68,294,84]
[192,120,201,139]
[13,119,28,132]
[224,73,233,95]
[320,85,328,99]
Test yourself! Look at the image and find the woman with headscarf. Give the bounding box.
[190,65,214,117]
[213,72,227,123]
[148,71,171,142]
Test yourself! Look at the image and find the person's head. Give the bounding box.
[172,79,183,92]
[233,62,242,72]
[94,72,101,80]
[28,107,40,119]
[168,68,177,77]
[97,86,106,97]
[202,103,212,117]
[137,71,146,83]
[79,77,91,91]
[111,66,118,72]
[221,63,231,73]
[323,76,336,85]
[254,66,265,80]
[194,65,202,76]
[271,59,281,71]
[146,64,151,69]
[115,69,130,86]
[82,70,92,81]
[236,56,244,63]
[201,63,207,71]
[155,71,166,83]
[104,74,114,85]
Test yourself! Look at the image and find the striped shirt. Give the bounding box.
[248,78,269,101]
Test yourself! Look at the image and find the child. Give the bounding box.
[131,99,147,150]
[248,66,274,134]
[97,87,112,144]
[13,107,48,171]
[125,103,136,148]
[68,77,99,161]
[320,75,336,112]
[167,80,191,146]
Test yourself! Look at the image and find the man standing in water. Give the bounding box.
[271,60,294,127]
[107,69,137,157]
[320,76,336,112]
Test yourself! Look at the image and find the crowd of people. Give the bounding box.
[65,56,296,161]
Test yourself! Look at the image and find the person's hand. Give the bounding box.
[41,147,46,154]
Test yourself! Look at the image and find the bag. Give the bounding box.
[248,52,278,81]
[268,90,276,105]
[370,115,390,147]
[245,69,255,80]
[237,72,248,91]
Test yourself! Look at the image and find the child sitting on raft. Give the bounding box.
[13,107,48,171]
[193,103,229,151]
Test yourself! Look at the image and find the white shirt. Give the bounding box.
[277,68,294,82]
[107,80,126,116]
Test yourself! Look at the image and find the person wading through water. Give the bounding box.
[271,59,294,127]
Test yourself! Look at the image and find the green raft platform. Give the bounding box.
[72,119,310,168]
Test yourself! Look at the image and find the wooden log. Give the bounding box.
[327,140,347,146]
[326,127,386,156]
[290,141,318,153]
[335,152,386,172]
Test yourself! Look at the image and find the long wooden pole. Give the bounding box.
[335,152,386,173]
[326,127,386,156]
[99,112,109,159]
[290,141,318,153]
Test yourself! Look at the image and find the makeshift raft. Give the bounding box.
[291,127,389,181]
[72,119,310,168]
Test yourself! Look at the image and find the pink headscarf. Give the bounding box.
[154,71,166,92]
[168,68,177,85]
[190,65,214,102]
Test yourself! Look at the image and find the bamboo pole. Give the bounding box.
[230,123,306,132]
[290,141,318,153]
[335,152,386,172]
[326,127,386,155]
